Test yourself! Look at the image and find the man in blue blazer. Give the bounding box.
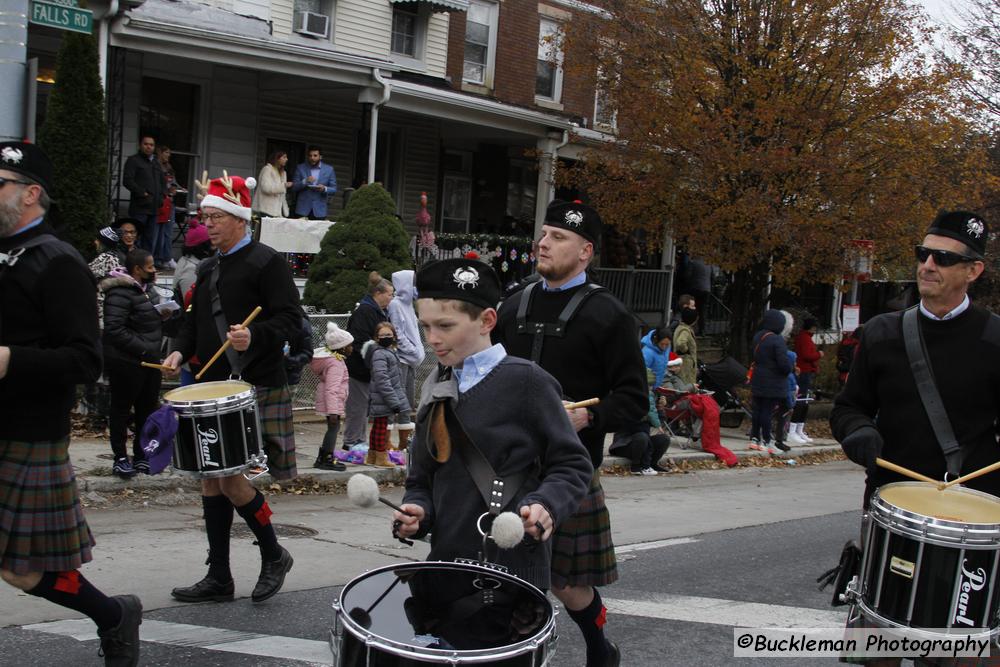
[292,146,337,219]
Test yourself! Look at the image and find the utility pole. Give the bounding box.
[0,0,28,141]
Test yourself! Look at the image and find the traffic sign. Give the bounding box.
[30,0,93,34]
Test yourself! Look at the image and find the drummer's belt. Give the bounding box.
[514,280,604,362]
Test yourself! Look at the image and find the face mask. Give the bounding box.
[377,336,394,347]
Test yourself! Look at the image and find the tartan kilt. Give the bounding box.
[0,437,94,575]
[256,385,297,481]
[550,472,618,589]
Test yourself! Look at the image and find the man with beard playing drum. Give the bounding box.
[163,173,301,604]
[831,211,1000,666]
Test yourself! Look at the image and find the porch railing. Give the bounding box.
[591,268,671,318]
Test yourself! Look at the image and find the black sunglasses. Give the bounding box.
[914,245,979,267]
[0,176,32,189]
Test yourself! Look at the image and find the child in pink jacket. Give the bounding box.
[310,322,354,471]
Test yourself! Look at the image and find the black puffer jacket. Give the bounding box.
[749,309,793,398]
[100,274,163,363]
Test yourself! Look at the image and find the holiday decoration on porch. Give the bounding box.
[416,191,435,249]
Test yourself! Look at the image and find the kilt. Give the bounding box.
[0,437,94,575]
[256,385,297,480]
[550,472,618,589]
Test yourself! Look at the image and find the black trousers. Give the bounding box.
[106,357,162,460]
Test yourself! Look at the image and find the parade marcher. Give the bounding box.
[494,200,648,667]
[100,248,166,478]
[163,172,301,604]
[342,272,393,448]
[748,309,793,454]
[0,141,142,665]
[387,269,424,448]
[790,316,823,443]
[311,322,353,471]
[394,257,592,593]
[122,135,166,251]
[831,211,1000,505]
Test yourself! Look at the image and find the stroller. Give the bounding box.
[697,357,752,429]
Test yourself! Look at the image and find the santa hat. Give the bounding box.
[667,352,683,367]
[199,171,256,221]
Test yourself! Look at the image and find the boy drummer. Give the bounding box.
[393,257,592,590]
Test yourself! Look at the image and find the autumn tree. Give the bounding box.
[945,0,1000,125]
[561,0,991,359]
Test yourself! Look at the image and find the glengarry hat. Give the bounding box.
[544,199,603,246]
[415,253,501,310]
[0,141,54,194]
[926,210,988,258]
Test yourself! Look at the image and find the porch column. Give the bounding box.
[0,0,27,141]
[532,130,564,239]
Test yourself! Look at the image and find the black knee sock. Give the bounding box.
[235,490,281,562]
[566,587,611,666]
[27,571,122,631]
[203,494,234,582]
[320,421,340,455]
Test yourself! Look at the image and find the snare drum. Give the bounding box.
[855,482,1000,633]
[163,380,266,478]
[330,561,556,666]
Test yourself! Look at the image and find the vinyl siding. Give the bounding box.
[334,0,391,58]
[425,12,449,78]
[233,0,271,21]
[272,0,294,37]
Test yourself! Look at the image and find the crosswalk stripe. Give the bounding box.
[604,594,847,628]
[615,537,699,554]
[24,618,332,666]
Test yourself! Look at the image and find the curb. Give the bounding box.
[76,444,843,493]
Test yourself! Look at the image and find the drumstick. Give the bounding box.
[195,306,263,380]
[565,398,600,410]
[940,460,1000,490]
[875,457,941,486]
[140,361,172,372]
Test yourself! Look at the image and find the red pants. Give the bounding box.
[369,416,389,452]
[686,394,738,467]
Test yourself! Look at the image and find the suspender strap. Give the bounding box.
[514,281,605,363]
[207,260,243,376]
[901,306,962,476]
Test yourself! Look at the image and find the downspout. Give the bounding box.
[550,128,569,203]
[95,0,119,92]
[367,67,391,184]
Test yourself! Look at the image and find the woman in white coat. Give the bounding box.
[253,150,291,217]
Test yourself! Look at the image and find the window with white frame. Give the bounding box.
[535,18,563,102]
[391,5,419,57]
[463,0,498,86]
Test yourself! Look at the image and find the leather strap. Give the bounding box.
[514,280,605,363]
[901,306,962,477]
[207,259,242,376]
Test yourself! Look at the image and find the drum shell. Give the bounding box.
[860,483,1000,632]
[330,561,556,666]
[165,381,262,478]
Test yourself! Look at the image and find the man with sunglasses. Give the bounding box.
[831,210,1000,507]
[0,142,142,665]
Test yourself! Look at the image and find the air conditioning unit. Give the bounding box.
[294,11,329,38]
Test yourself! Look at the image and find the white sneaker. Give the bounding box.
[641,467,658,476]
[787,430,807,444]
[800,428,815,443]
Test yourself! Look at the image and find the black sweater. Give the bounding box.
[831,304,1000,498]
[175,242,301,386]
[345,297,388,382]
[404,357,593,590]
[493,284,649,467]
[100,275,163,363]
[0,223,102,440]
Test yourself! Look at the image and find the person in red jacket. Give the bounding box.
[790,317,823,442]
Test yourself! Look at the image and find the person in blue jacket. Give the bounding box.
[640,326,672,388]
[292,146,337,219]
[748,309,793,454]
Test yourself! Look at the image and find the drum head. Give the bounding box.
[872,482,1000,545]
[164,380,253,403]
[335,561,554,663]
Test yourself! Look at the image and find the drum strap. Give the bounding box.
[902,307,963,477]
[207,260,244,376]
[515,281,605,363]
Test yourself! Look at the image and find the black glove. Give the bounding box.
[840,426,884,472]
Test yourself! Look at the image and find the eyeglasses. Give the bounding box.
[914,245,979,267]
[0,176,32,189]
[201,212,230,222]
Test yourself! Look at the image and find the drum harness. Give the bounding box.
[0,234,58,340]
[514,280,605,364]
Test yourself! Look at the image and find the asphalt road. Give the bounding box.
[0,462,867,666]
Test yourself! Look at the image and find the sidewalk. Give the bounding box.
[69,414,842,493]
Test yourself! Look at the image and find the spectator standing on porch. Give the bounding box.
[292,146,336,220]
[153,145,177,270]
[253,150,291,218]
[122,135,166,252]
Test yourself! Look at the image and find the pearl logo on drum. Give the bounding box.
[197,425,221,468]
[953,560,987,627]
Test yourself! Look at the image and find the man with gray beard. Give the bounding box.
[0,142,142,666]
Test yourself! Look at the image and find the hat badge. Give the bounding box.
[452,266,480,289]
[966,218,984,239]
[564,210,584,227]
[1,147,23,165]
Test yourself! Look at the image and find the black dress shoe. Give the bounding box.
[252,546,293,602]
[171,575,235,603]
[98,594,143,667]
[605,641,621,667]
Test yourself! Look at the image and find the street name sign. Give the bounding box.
[30,0,93,34]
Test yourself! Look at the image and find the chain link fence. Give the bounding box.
[292,313,438,412]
